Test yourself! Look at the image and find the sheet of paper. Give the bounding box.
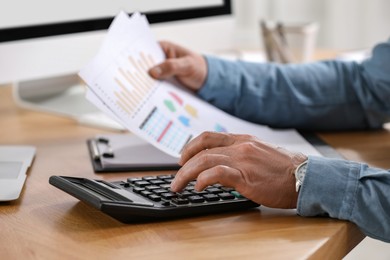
[80,12,321,158]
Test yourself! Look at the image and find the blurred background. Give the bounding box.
[234,0,390,50]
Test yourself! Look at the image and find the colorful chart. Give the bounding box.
[215,123,227,132]
[184,104,197,118]
[178,115,190,127]
[139,107,192,154]
[164,99,176,112]
[165,90,228,132]
[169,91,183,105]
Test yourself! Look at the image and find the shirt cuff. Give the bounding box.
[297,156,360,220]
[198,55,238,93]
[198,55,224,97]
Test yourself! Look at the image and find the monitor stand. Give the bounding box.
[12,73,125,131]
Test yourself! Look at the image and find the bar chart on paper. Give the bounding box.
[81,12,198,157]
[112,52,158,118]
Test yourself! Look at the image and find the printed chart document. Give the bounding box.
[80,12,321,158]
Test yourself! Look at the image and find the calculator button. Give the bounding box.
[149,179,165,185]
[184,185,195,191]
[127,177,143,183]
[161,200,171,206]
[132,187,145,193]
[159,184,171,189]
[153,189,168,194]
[205,187,223,194]
[134,181,150,187]
[148,194,162,202]
[203,194,220,202]
[141,190,153,197]
[157,175,173,180]
[143,176,158,181]
[145,185,160,191]
[163,179,173,184]
[171,198,189,205]
[231,191,245,198]
[188,195,205,203]
[218,192,235,200]
[192,190,208,196]
[161,192,177,200]
[177,191,192,198]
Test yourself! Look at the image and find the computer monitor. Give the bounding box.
[0,0,232,130]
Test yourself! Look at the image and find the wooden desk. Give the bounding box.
[3,85,389,259]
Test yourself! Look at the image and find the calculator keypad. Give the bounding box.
[123,174,245,207]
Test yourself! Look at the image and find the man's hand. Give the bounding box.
[148,41,207,91]
[171,132,308,209]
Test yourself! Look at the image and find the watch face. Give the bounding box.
[297,164,307,182]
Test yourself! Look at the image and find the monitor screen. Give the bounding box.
[0,0,231,42]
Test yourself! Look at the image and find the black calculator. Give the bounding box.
[49,174,259,223]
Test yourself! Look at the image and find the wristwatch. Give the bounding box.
[294,160,308,192]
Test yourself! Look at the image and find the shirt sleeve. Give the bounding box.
[297,156,390,243]
[197,40,390,242]
[198,39,390,131]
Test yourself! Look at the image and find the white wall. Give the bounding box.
[233,0,390,50]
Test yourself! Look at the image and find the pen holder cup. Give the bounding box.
[261,21,319,63]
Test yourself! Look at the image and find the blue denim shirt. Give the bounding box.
[198,39,390,242]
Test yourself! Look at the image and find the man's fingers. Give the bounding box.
[194,165,244,191]
[171,153,231,192]
[148,57,191,79]
[159,41,193,58]
[179,132,236,165]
